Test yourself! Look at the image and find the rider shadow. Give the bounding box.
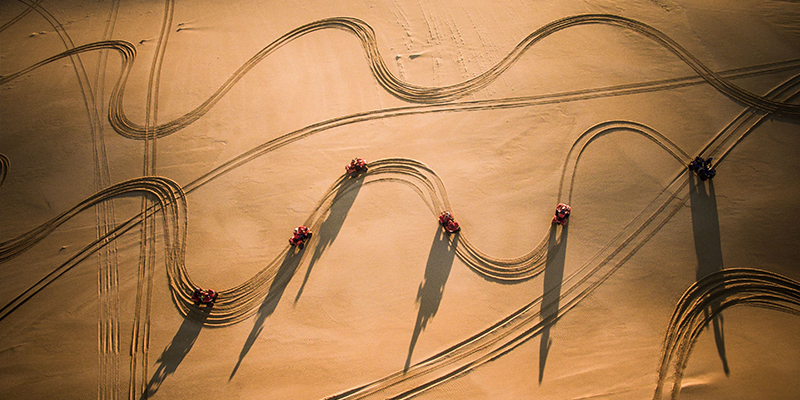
[538,223,568,383]
[689,175,729,375]
[230,250,303,380]
[404,230,458,372]
[295,175,363,304]
[142,306,210,398]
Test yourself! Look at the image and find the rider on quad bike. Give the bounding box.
[553,203,571,226]
[289,225,313,249]
[688,156,716,181]
[346,158,368,176]
[438,211,461,234]
[192,287,218,305]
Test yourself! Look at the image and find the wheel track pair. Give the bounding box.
[1,12,800,396]
[324,74,800,399]
[0,177,186,321]
[2,73,799,398]
[3,2,124,397]
[93,2,123,398]
[0,159,542,326]
[654,268,800,400]
[0,154,8,188]
[2,70,799,398]
[4,14,800,144]
[0,0,42,32]
[132,1,175,398]
[7,62,792,321]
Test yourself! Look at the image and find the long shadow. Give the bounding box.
[538,224,568,383]
[142,306,210,398]
[295,175,363,303]
[229,250,303,380]
[689,175,729,375]
[404,230,458,371]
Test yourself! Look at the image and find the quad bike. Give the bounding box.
[688,156,716,181]
[289,225,313,249]
[553,203,571,226]
[346,158,368,176]
[192,287,218,305]
[438,211,461,234]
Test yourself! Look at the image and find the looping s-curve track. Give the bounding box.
[654,268,800,400]
[2,2,800,400]
[2,14,800,140]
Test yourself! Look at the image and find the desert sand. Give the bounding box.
[2,0,800,399]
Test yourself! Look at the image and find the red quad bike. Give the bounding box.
[438,211,461,234]
[553,203,571,226]
[192,287,218,306]
[289,225,313,249]
[346,158,368,176]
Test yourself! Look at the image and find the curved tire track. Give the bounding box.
[653,269,800,400]
[2,70,799,397]
[2,12,800,396]
[324,74,800,399]
[2,15,800,143]
[0,154,8,187]
[2,73,798,399]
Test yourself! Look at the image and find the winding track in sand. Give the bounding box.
[4,2,126,397]
[129,1,176,397]
[3,14,800,141]
[2,71,799,397]
[325,74,800,399]
[92,1,124,397]
[2,11,800,399]
[654,268,800,400]
[0,154,8,188]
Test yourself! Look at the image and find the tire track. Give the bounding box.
[88,13,800,126]
[2,4,123,396]
[324,144,690,400]
[324,75,800,399]
[2,72,798,321]
[3,11,799,399]
[3,15,800,143]
[3,27,800,399]
[92,2,122,399]
[653,269,800,400]
[0,154,8,187]
[1,72,798,396]
[0,150,671,327]
[557,120,691,203]
[0,0,41,33]
[5,66,796,321]
[133,1,175,398]
[0,177,187,321]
